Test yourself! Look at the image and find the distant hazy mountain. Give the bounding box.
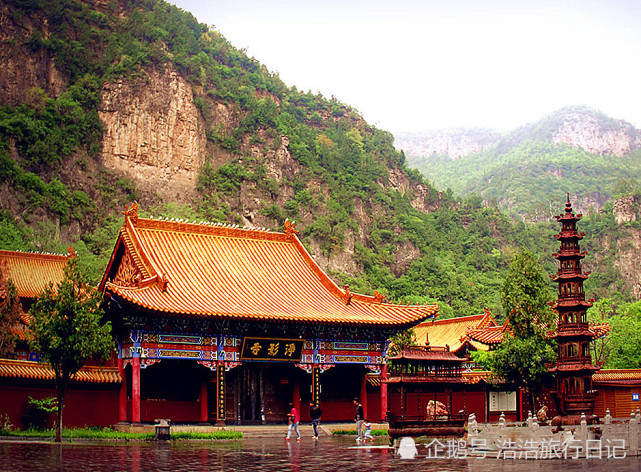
[395,106,641,161]
[393,128,501,160]
[396,106,641,220]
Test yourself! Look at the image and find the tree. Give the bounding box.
[604,301,641,369]
[29,257,113,442]
[586,298,614,366]
[473,250,556,411]
[386,328,416,358]
[0,267,22,357]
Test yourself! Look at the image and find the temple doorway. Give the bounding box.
[229,363,311,424]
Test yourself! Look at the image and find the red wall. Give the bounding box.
[140,399,202,423]
[1,385,119,429]
[318,399,356,422]
[366,391,382,422]
[461,390,486,422]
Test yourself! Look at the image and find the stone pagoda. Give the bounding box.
[550,195,600,423]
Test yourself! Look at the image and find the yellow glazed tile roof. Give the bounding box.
[414,311,497,352]
[593,369,641,384]
[466,324,509,345]
[0,249,72,299]
[462,370,494,384]
[466,321,610,346]
[0,358,120,383]
[101,206,438,327]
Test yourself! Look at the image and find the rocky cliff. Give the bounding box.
[394,129,500,160]
[552,110,641,157]
[99,67,208,201]
[0,3,66,106]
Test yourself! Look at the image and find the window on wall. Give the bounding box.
[488,391,517,412]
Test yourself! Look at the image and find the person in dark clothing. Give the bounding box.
[353,398,364,441]
[309,402,322,439]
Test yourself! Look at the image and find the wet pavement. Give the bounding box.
[2,436,641,471]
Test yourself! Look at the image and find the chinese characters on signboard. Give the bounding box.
[488,391,517,412]
[240,337,304,361]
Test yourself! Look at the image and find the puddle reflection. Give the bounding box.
[1,438,640,471]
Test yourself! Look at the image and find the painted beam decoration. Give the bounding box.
[240,337,304,361]
[119,330,387,370]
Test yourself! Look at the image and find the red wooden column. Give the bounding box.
[380,364,388,421]
[131,356,141,423]
[360,370,368,419]
[200,379,208,423]
[117,357,128,422]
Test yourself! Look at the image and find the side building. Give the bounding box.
[99,204,438,424]
[0,249,121,429]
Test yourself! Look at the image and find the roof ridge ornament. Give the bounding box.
[343,285,352,305]
[284,219,298,237]
[373,290,384,304]
[122,202,139,222]
[67,247,77,259]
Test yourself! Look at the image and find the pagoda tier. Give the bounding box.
[550,195,599,418]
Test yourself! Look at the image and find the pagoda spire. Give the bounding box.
[550,196,599,423]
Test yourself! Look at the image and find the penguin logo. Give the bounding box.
[397,437,418,459]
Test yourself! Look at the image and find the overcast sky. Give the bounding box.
[169,0,641,133]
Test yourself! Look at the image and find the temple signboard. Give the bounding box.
[240,337,304,361]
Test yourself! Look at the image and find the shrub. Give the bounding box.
[22,396,57,430]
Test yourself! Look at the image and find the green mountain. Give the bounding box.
[400,106,641,221]
[0,0,636,320]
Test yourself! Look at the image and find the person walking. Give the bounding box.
[353,398,364,442]
[309,402,322,439]
[363,419,374,441]
[285,402,300,441]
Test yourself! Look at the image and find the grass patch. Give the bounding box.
[332,429,388,436]
[0,427,154,440]
[170,431,243,440]
[0,427,242,441]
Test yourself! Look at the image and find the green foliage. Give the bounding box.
[0,413,14,432]
[474,250,557,409]
[29,257,113,441]
[586,299,613,366]
[410,135,641,222]
[589,300,641,369]
[0,271,22,357]
[22,396,57,430]
[0,426,241,439]
[170,431,243,440]
[198,162,247,194]
[387,328,416,358]
[500,250,555,335]
[472,335,557,396]
[0,80,102,170]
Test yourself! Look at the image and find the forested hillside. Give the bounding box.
[0,0,636,322]
[403,106,641,220]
